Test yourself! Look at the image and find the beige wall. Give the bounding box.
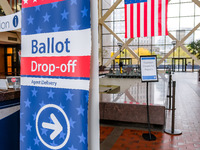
[0,45,5,77]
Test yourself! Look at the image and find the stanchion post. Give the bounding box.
[171,81,176,133]
[168,74,172,110]
[164,81,182,135]
[198,69,200,82]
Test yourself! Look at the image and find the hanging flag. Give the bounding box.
[20,0,91,150]
[125,0,168,38]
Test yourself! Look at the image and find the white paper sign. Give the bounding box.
[0,11,21,32]
[140,56,158,82]
[0,79,8,90]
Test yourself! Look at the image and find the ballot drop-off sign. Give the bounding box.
[20,0,91,150]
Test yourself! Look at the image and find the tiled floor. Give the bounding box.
[100,72,200,150]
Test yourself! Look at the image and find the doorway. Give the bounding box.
[172,58,193,72]
[4,45,21,76]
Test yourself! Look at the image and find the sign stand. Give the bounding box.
[140,55,158,141]
[142,82,156,141]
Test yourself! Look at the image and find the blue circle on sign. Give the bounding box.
[13,15,18,27]
[36,104,70,150]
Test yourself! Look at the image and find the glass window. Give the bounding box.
[102,0,114,9]
[154,36,166,45]
[184,33,194,44]
[194,30,200,40]
[168,18,179,30]
[166,35,174,45]
[195,5,200,16]
[103,47,113,58]
[101,0,200,67]
[168,3,180,17]
[103,10,113,22]
[114,21,125,33]
[103,22,113,34]
[103,34,114,46]
[181,0,192,2]
[113,9,124,21]
[169,0,180,4]
[195,16,200,26]
[180,17,194,29]
[7,48,12,54]
[180,3,194,17]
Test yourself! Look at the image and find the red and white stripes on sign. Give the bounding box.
[125,0,168,38]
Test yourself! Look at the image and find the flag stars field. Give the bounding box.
[20,112,24,119]
[76,105,85,116]
[27,16,34,24]
[59,131,66,139]
[69,117,76,128]
[20,133,25,142]
[24,98,31,108]
[78,133,86,144]
[61,9,69,20]
[32,112,36,120]
[81,7,88,17]
[69,145,78,150]
[39,101,45,108]
[26,123,32,131]
[36,26,42,33]
[59,102,65,110]
[50,141,57,146]
[65,91,74,101]
[31,88,37,97]
[51,2,58,8]
[52,24,60,32]
[22,0,90,35]
[47,89,55,99]
[34,137,40,146]
[41,128,48,136]
[43,12,51,22]
[35,5,40,11]
[23,0,28,4]
[71,0,77,5]
[27,146,32,150]
[71,22,80,30]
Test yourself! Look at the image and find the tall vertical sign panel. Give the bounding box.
[20,0,91,150]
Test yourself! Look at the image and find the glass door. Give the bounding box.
[4,45,21,76]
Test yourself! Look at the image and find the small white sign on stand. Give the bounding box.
[140,55,158,141]
[140,55,158,82]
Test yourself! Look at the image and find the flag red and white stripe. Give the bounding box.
[125,0,168,38]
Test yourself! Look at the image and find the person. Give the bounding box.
[119,61,123,74]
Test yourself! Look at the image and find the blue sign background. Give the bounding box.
[20,0,91,149]
[20,86,88,150]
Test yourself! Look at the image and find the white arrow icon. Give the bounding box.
[42,113,63,140]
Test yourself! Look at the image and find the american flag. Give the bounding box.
[125,0,168,38]
[20,0,91,150]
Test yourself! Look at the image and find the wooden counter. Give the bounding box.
[0,89,20,102]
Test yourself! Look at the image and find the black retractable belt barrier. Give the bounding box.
[164,81,182,135]
[198,70,200,82]
[166,74,172,110]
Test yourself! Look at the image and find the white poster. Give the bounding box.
[140,56,158,82]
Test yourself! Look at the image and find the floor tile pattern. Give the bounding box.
[100,72,200,150]
[100,126,114,143]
